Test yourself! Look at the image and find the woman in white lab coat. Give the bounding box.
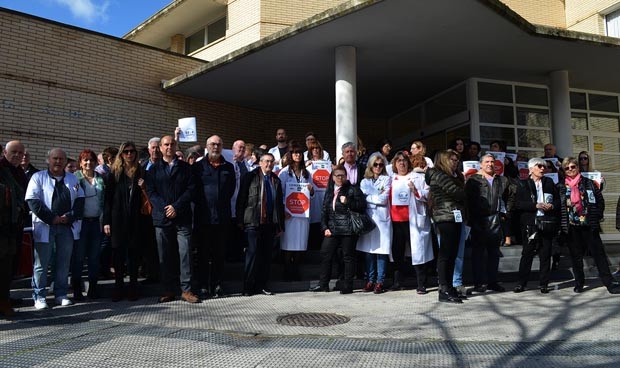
[408,153,434,294]
[356,153,392,294]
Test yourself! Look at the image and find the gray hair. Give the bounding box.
[341,141,356,151]
[148,137,160,146]
[528,157,546,169]
[480,153,495,162]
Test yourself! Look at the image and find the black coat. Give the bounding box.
[145,159,194,227]
[515,176,560,227]
[425,168,466,224]
[320,181,367,236]
[193,158,236,225]
[559,176,604,233]
[236,169,284,231]
[465,173,515,231]
[103,170,142,249]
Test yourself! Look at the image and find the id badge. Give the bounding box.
[586,190,595,204]
[453,210,463,223]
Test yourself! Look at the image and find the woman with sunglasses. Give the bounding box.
[389,151,414,290]
[103,142,144,301]
[577,151,605,191]
[514,158,559,293]
[425,149,467,303]
[357,153,392,294]
[278,142,314,281]
[559,157,620,294]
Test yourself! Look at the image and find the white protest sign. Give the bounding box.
[463,161,480,180]
[178,117,197,142]
[285,182,310,218]
[391,176,411,206]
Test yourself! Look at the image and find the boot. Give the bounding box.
[0,299,15,317]
[87,279,99,299]
[72,278,84,301]
[127,282,139,302]
[438,285,462,304]
[390,270,403,291]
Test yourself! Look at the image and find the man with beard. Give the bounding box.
[193,135,236,297]
[1,141,27,316]
[268,128,288,169]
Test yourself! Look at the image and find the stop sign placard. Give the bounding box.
[286,192,310,216]
[312,169,330,189]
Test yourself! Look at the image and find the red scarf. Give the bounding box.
[565,173,583,215]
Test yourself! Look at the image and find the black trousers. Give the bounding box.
[391,221,409,273]
[1,255,13,301]
[518,231,552,287]
[138,214,159,280]
[319,234,357,290]
[113,245,139,288]
[435,222,461,288]
[567,226,614,287]
[414,262,429,289]
[244,224,276,292]
[196,224,230,289]
[471,228,501,286]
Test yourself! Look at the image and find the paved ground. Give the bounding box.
[2,277,620,367]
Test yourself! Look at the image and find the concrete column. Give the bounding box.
[549,70,572,158]
[335,46,357,161]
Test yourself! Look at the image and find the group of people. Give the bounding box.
[1,130,619,316]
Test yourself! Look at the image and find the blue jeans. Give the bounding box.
[452,224,470,287]
[155,225,193,293]
[71,219,102,282]
[32,225,74,300]
[365,253,388,284]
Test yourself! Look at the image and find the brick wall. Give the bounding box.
[260,0,349,37]
[0,9,384,167]
[500,0,567,28]
[565,0,619,34]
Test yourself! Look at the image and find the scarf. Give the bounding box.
[565,173,583,215]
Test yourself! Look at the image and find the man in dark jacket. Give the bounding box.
[193,135,236,297]
[236,152,284,296]
[465,153,515,293]
[146,136,198,304]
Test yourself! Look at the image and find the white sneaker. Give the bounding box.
[55,297,73,306]
[34,299,49,310]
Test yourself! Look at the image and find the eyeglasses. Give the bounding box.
[450,158,459,163]
[122,149,136,155]
[373,162,384,167]
[579,157,589,161]
[535,164,546,169]
[564,165,577,170]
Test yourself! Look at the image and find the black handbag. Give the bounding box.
[350,210,376,235]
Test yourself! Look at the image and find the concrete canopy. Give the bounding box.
[162,0,620,118]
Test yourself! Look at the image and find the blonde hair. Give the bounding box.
[364,153,387,178]
[111,141,138,181]
[434,149,459,176]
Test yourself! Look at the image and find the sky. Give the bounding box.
[0,0,172,37]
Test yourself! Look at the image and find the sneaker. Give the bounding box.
[34,299,49,310]
[55,297,73,306]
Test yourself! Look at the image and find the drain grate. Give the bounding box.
[276,313,350,327]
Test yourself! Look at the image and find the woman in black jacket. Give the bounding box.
[311,165,366,294]
[514,158,559,294]
[425,149,466,303]
[103,141,144,302]
[559,157,619,294]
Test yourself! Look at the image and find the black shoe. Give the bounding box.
[258,289,274,296]
[514,285,526,293]
[213,285,224,298]
[487,283,505,292]
[339,288,353,295]
[551,261,559,271]
[540,286,549,294]
[241,290,253,296]
[573,285,584,293]
[140,278,159,285]
[469,285,487,294]
[607,282,620,294]
[438,290,463,304]
[310,285,329,292]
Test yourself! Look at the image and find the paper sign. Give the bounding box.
[311,161,332,192]
[582,172,602,189]
[505,153,517,162]
[462,161,480,180]
[391,177,411,206]
[285,182,310,218]
[487,151,506,176]
[544,158,560,170]
[544,173,559,184]
[517,161,529,180]
[178,117,197,142]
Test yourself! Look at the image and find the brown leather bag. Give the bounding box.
[140,187,152,216]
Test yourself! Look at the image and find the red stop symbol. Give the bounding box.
[313,169,330,189]
[494,160,504,175]
[286,192,309,214]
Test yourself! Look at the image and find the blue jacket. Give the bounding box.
[146,159,194,227]
[193,157,236,225]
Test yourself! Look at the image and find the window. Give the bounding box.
[185,16,227,54]
[606,8,620,38]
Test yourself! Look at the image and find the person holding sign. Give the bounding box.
[279,143,314,281]
[559,157,620,294]
[514,158,559,294]
[389,151,414,291]
[425,149,466,304]
[306,141,330,250]
[357,153,392,294]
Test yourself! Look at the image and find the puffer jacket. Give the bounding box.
[559,175,604,233]
[465,173,516,230]
[425,167,466,224]
[321,182,367,236]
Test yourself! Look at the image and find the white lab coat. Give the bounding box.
[408,170,433,265]
[278,166,312,251]
[356,175,392,256]
[25,170,84,243]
